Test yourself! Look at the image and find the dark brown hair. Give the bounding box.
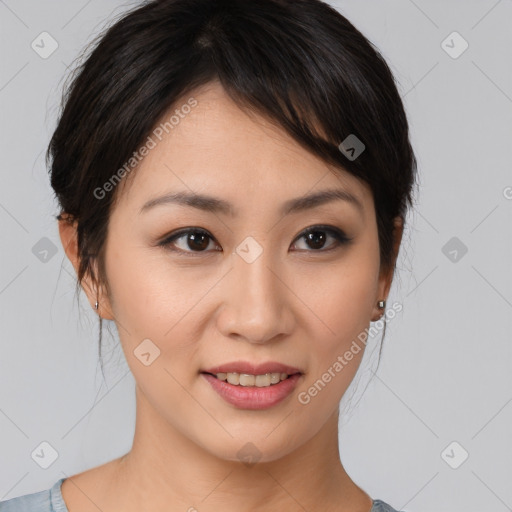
[47,0,418,372]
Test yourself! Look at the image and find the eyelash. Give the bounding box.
[157,225,352,257]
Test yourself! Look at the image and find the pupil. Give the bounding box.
[307,231,325,250]
[189,232,208,251]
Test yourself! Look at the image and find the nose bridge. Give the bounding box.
[219,237,291,343]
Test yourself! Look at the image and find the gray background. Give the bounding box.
[1,1,511,511]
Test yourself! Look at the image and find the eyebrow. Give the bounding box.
[139,188,364,217]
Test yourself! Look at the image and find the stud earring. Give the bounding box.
[377,300,386,309]
[94,301,99,310]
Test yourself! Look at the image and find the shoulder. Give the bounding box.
[371,499,406,512]
[0,478,67,512]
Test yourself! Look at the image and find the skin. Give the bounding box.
[58,81,403,512]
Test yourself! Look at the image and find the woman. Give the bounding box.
[0,0,417,510]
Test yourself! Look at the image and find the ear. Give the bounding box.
[58,217,114,320]
[371,216,403,321]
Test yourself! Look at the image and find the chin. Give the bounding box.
[197,429,305,466]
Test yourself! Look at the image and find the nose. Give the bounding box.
[216,245,295,344]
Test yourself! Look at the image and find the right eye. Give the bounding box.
[158,228,221,256]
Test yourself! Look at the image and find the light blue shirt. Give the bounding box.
[0,478,406,511]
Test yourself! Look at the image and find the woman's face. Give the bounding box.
[81,82,393,462]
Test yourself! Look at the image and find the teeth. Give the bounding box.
[215,372,290,387]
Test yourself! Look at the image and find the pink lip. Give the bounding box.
[202,361,302,375]
[201,373,302,410]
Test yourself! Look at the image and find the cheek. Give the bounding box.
[103,243,209,418]
[104,240,197,336]
[103,240,225,381]
[302,246,379,341]
[296,240,380,392]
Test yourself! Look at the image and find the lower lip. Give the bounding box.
[201,373,302,410]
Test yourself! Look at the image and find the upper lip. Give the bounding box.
[202,361,303,375]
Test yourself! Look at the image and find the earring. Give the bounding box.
[94,300,99,310]
[374,299,386,321]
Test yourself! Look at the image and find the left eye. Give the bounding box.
[159,225,351,255]
[292,226,351,252]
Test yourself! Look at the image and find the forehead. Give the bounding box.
[114,82,372,215]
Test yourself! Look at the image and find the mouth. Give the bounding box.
[200,372,302,410]
[201,371,301,388]
[199,362,304,410]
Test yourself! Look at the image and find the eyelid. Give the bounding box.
[293,225,353,251]
[158,227,220,254]
[158,224,352,255]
